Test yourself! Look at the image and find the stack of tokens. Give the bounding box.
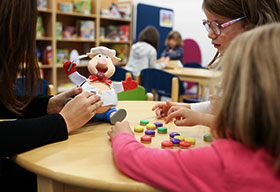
[170,138,181,146]
[145,130,155,137]
[179,141,191,149]
[157,127,167,134]
[146,123,157,130]
[169,132,180,138]
[185,137,196,145]
[174,135,184,141]
[141,135,152,144]
[140,120,149,126]
[203,134,213,142]
[154,122,163,127]
[134,126,144,133]
[161,140,173,149]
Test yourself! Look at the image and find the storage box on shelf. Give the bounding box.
[36,0,133,93]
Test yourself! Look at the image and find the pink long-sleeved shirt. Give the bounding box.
[112,132,280,192]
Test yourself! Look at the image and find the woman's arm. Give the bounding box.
[0,95,51,119]
[0,114,68,157]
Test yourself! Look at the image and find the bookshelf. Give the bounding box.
[36,0,133,93]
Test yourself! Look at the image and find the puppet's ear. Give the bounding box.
[111,56,121,64]
[87,53,98,59]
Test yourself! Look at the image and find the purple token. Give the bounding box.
[170,138,181,144]
[145,130,155,136]
[154,122,163,127]
[169,132,180,138]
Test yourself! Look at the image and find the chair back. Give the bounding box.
[140,68,184,102]
[183,39,202,65]
[110,65,133,81]
[15,77,50,96]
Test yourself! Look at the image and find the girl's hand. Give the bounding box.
[152,101,190,119]
[165,107,204,126]
[47,87,82,114]
[59,92,103,133]
[107,121,134,140]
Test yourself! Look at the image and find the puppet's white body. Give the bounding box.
[69,71,124,113]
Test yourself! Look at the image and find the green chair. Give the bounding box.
[118,85,153,101]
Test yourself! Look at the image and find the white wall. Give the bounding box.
[120,0,216,66]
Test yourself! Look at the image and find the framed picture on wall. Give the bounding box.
[159,9,173,28]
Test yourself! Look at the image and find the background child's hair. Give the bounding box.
[203,0,280,69]
[138,26,160,51]
[213,24,280,169]
[165,31,183,47]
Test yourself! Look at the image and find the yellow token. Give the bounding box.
[174,135,184,141]
[146,124,156,130]
[184,137,196,145]
[134,126,144,133]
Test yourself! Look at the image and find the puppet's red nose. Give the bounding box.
[98,58,107,65]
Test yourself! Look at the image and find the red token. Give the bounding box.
[161,140,173,148]
[179,141,191,148]
[141,135,152,144]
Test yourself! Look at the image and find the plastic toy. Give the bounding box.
[63,46,138,124]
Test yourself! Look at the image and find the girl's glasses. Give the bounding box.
[203,17,245,36]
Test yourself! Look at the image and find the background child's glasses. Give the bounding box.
[203,17,245,36]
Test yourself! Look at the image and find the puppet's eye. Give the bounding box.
[105,56,109,59]
[98,54,102,58]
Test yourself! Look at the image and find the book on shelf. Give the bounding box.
[59,2,73,13]
[74,0,92,15]
[109,44,128,63]
[36,45,53,65]
[77,20,95,40]
[105,25,129,41]
[57,49,69,65]
[56,22,63,40]
[36,16,45,38]
[37,0,48,10]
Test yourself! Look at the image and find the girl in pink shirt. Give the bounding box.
[107,24,280,191]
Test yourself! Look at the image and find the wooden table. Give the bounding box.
[164,68,222,99]
[15,101,210,192]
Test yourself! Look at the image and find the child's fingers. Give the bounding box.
[155,109,163,118]
[165,110,183,123]
[174,119,187,126]
[152,103,163,111]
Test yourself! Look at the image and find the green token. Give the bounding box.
[140,120,149,125]
[203,134,213,142]
[157,127,167,133]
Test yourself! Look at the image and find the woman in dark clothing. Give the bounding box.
[0,1,102,191]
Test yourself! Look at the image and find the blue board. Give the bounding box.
[136,3,174,59]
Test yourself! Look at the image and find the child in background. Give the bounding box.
[108,24,280,191]
[125,26,166,77]
[159,30,183,64]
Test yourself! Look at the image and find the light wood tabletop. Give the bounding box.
[164,68,222,98]
[15,101,211,192]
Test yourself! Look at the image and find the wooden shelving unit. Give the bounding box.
[36,0,133,93]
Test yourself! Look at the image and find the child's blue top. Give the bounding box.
[161,46,183,63]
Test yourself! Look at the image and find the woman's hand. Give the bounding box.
[59,92,103,133]
[107,121,134,140]
[165,107,214,127]
[152,101,190,119]
[47,87,82,114]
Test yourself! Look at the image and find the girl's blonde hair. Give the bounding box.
[203,0,280,69]
[165,31,183,47]
[213,24,280,169]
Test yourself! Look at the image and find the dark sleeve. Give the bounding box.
[168,47,183,61]
[0,95,51,119]
[161,47,168,58]
[0,114,68,157]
